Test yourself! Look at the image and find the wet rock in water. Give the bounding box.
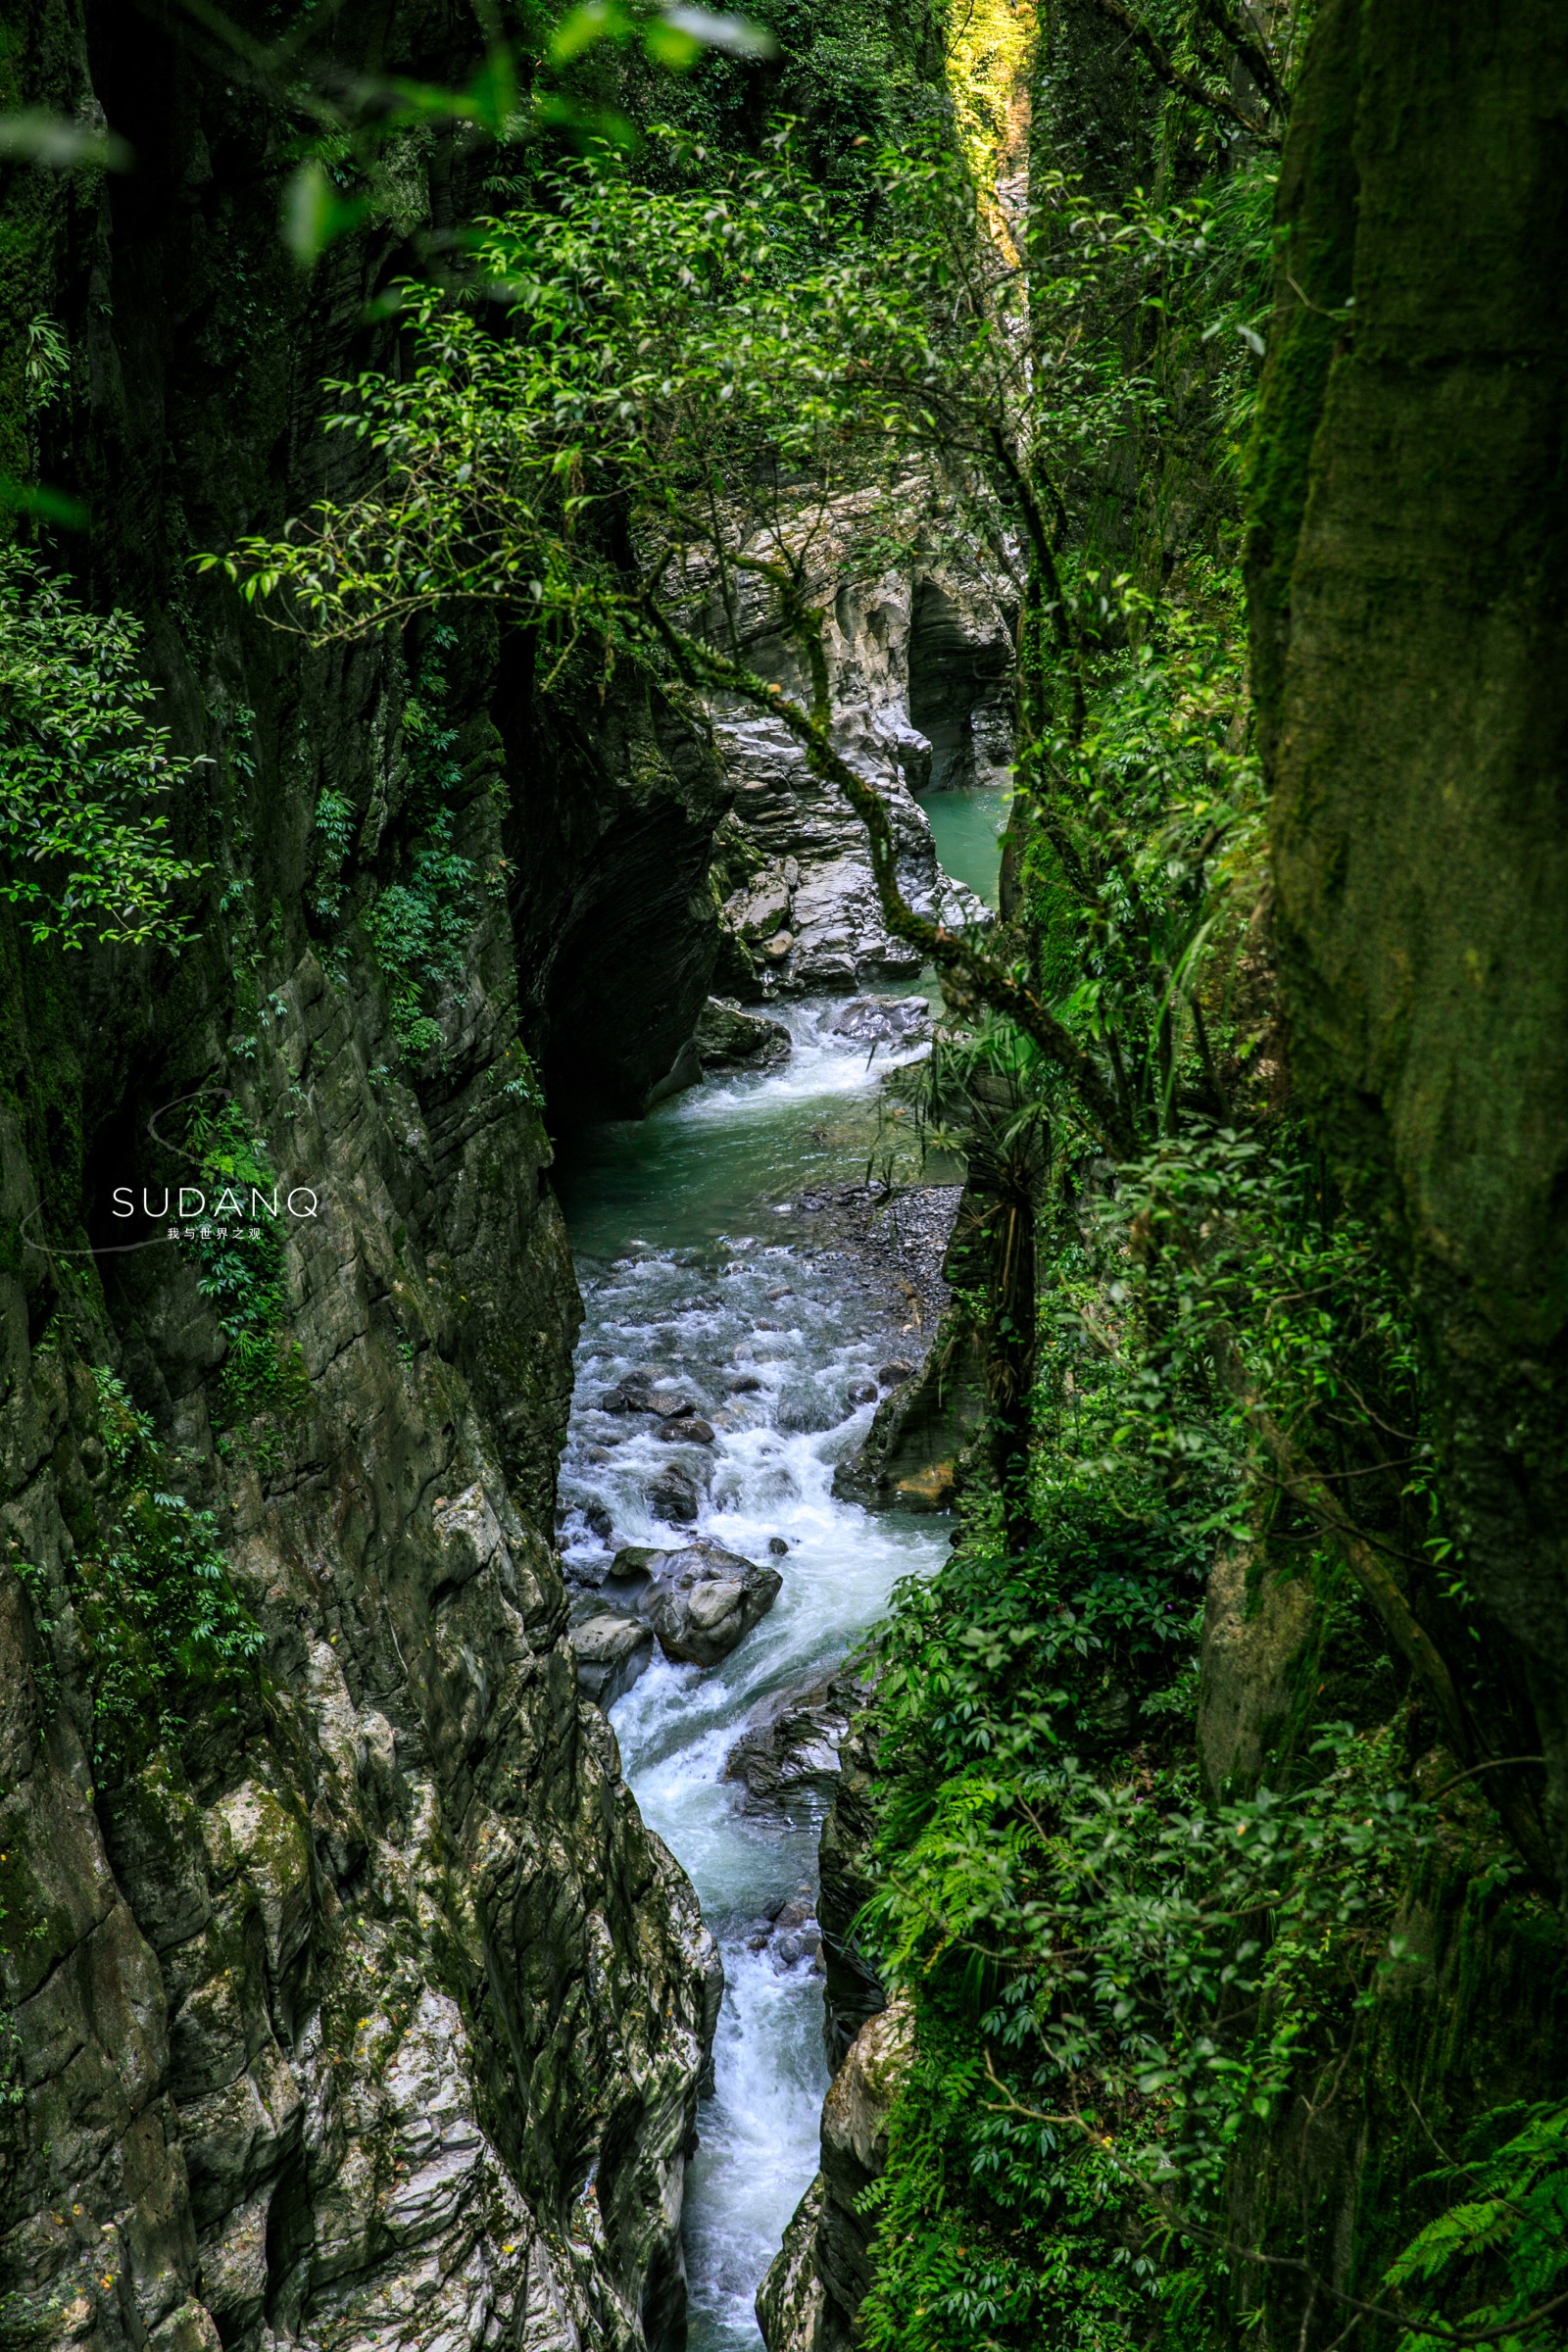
[877,1358,915,1387]
[647,1460,705,1524]
[607,1544,662,1585]
[695,996,792,1069]
[757,1998,915,2352]
[846,1378,878,1406]
[647,1386,701,1420]
[769,1899,823,1974]
[767,1535,790,1555]
[660,1416,716,1445]
[743,1892,823,1973]
[640,1541,783,1667]
[598,1366,699,1417]
[581,1498,613,1539]
[827,995,932,1047]
[724,1665,863,1804]
[726,1371,763,1394]
[569,1613,655,1706]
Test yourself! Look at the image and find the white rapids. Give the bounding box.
[555,998,951,2350]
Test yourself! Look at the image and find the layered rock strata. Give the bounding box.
[694,512,1011,1000]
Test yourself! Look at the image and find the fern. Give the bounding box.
[1385,2104,1568,2349]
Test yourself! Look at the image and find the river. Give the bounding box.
[553,782,1007,2349]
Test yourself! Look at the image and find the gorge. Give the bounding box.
[4,5,1568,2352]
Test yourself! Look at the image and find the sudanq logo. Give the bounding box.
[23,1080,324,1259]
[110,1184,320,1226]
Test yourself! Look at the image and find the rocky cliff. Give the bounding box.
[1250,0,1568,1886]
[698,503,1007,1001]
[0,9,725,2351]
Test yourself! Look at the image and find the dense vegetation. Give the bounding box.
[193,5,1568,2342]
[4,3,1565,2348]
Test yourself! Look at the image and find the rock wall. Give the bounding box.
[1249,0,1568,1884]
[701,509,1009,1000]
[1,8,722,2350]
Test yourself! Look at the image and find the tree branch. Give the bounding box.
[1087,0,1279,145]
[1192,0,1291,118]
[640,597,1141,1159]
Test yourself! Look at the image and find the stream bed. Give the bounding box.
[554,786,1004,2345]
[555,1001,951,2348]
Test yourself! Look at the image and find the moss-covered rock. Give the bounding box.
[1249,0,1568,1884]
[0,9,726,2351]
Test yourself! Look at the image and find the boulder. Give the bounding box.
[610,1544,663,1582]
[659,1416,716,1445]
[695,997,793,1069]
[646,1385,701,1420]
[639,1541,783,1667]
[826,997,931,1047]
[568,1614,656,1707]
[724,1665,861,1804]
[647,1461,704,1524]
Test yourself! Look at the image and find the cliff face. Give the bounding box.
[697,501,1007,1000]
[1249,0,1568,1881]
[0,9,723,2351]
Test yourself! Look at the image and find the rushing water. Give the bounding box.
[555,1002,953,2349]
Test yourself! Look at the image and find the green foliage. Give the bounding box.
[362,627,479,1059]
[183,1100,310,1431]
[1384,2103,1568,2351]
[858,1458,1431,2350]
[23,316,66,410]
[1022,567,1264,1141]
[73,1367,262,1785]
[312,786,355,918]
[1104,1127,1430,1532]
[0,545,208,950]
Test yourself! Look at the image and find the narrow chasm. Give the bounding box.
[552,969,982,2349]
[7,5,1568,2352]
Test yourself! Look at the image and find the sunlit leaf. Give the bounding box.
[549,0,634,64]
[0,109,131,171]
[282,160,368,267]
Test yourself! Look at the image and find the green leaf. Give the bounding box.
[281,161,368,268]
[0,109,131,170]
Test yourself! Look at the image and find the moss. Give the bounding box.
[1246,0,1568,1904]
[1243,0,1361,761]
